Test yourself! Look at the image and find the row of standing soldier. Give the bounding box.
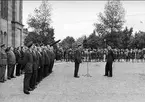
[57,48,145,62]
[22,41,55,94]
[0,44,30,83]
[0,42,55,95]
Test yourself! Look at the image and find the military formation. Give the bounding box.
[0,42,55,95]
[58,48,145,62]
[1,40,145,95]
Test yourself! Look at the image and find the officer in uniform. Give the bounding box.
[5,47,16,80]
[104,46,114,77]
[0,44,7,83]
[36,45,43,84]
[49,46,55,74]
[42,46,49,77]
[23,41,33,94]
[74,44,82,78]
[30,45,39,90]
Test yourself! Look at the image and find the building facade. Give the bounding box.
[0,0,23,48]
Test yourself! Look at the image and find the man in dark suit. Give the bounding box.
[23,41,33,94]
[104,46,114,77]
[74,44,82,78]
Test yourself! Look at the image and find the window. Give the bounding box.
[1,0,8,20]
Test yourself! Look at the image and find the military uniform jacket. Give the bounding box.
[14,49,22,64]
[37,51,42,68]
[74,49,82,63]
[43,49,49,65]
[106,50,114,62]
[32,50,39,70]
[0,49,7,65]
[7,50,16,65]
[23,49,33,73]
[40,51,45,66]
[46,49,51,65]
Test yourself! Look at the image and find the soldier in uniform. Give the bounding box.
[30,45,39,90]
[36,45,43,84]
[74,44,82,78]
[23,41,34,94]
[0,44,7,83]
[104,46,114,77]
[132,49,135,62]
[5,47,16,80]
[49,46,55,74]
[42,46,49,77]
[45,45,51,75]
[15,47,22,76]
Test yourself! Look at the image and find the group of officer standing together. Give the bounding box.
[73,45,114,78]
[0,42,55,94]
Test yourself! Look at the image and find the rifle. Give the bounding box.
[50,40,61,47]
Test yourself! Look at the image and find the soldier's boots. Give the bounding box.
[24,90,30,94]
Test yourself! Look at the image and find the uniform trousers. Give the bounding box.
[7,64,15,78]
[0,65,6,82]
[74,62,80,77]
[30,70,38,89]
[16,64,21,76]
[24,73,32,91]
[105,61,113,76]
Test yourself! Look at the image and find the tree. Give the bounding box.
[119,27,133,49]
[83,36,88,49]
[59,36,75,50]
[25,0,56,47]
[95,0,125,35]
[24,28,55,46]
[133,31,145,49]
[76,35,86,45]
[27,0,52,33]
[87,31,100,49]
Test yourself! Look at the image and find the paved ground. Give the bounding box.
[1,61,145,102]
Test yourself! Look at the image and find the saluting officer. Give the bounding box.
[74,44,82,78]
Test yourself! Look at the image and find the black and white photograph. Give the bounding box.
[0,0,145,101]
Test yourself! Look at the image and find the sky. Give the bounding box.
[23,1,145,41]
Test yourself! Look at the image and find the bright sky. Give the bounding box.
[23,1,145,41]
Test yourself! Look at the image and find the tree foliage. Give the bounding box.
[133,31,145,49]
[25,0,56,47]
[24,28,55,46]
[87,31,100,49]
[59,36,75,50]
[27,0,52,33]
[95,0,125,35]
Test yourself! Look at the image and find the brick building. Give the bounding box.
[0,0,23,48]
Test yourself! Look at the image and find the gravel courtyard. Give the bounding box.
[1,61,145,102]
